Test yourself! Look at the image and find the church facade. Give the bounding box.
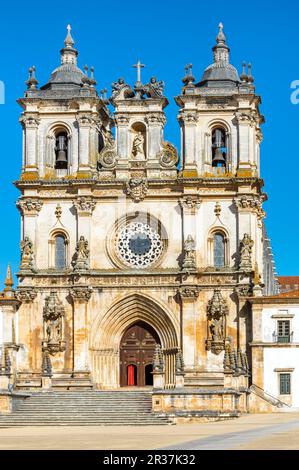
[2,24,293,418]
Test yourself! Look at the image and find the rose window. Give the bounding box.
[116,222,163,268]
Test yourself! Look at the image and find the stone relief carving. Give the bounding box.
[179,195,202,214]
[16,198,43,214]
[206,288,229,355]
[42,291,66,355]
[125,178,148,202]
[98,131,118,169]
[69,286,93,302]
[74,197,96,214]
[239,233,254,271]
[182,235,197,271]
[178,286,200,300]
[20,236,35,272]
[72,236,90,271]
[16,288,37,303]
[158,142,179,168]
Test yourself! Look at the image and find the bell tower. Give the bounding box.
[176,23,263,179]
[18,25,111,181]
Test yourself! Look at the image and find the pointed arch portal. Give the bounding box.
[90,294,179,389]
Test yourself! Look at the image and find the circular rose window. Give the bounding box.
[116,222,163,269]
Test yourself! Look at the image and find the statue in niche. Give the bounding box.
[43,291,65,355]
[239,233,254,269]
[73,236,90,270]
[182,235,196,271]
[132,132,145,160]
[20,236,34,271]
[210,318,224,342]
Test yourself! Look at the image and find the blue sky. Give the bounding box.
[0,0,298,285]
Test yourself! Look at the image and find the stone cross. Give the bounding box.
[132,60,145,83]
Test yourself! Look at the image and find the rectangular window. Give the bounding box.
[279,373,291,395]
[277,320,290,343]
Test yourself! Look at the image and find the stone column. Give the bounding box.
[178,110,198,176]
[114,115,130,179]
[70,287,93,377]
[20,114,40,178]
[74,196,95,247]
[178,286,200,371]
[76,114,92,176]
[16,198,43,265]
[236,112,253,176]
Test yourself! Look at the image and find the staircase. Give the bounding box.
[0,390,172,427]
[250,384,291,408]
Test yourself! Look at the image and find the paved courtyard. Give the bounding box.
[0,413,299,450]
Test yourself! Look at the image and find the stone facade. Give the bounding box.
[0,24,289,418]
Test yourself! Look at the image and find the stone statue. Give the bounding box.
[132,132,145,160]
[239,233,254,269]
[43,291,65,355]
[144,76,165,97]
[20,236,34,271]
[210,318,224,342]
[182,235,196,271]
[73,236,90,271]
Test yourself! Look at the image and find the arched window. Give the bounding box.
[212,128,227,168]
[55,132,68,170]
[213,232,225,268]
[55,234,67,269]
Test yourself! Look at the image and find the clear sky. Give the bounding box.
[0,0,298,285]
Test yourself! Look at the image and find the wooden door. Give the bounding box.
[120,322,159,387]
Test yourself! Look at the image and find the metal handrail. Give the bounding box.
[250,383,291,408]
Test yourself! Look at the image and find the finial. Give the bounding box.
[217,22,226,44]
[182,63,195,85]
[247,63,254,83]
[64,24,75,48]
[26,66,38,90]
[84,64,89,75]
[89,66,97,87]
[240,62,248,82]
[4,264,14,296]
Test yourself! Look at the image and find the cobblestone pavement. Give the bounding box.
[0,413,298,450]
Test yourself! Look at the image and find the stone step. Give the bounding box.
[0,390,171,427]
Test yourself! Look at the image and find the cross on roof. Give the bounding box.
[132,60,145,83]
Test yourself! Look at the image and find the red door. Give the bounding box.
[120,322,159,387]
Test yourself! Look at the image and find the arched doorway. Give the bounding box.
[120,321,160,387]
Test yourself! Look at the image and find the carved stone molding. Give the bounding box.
[69,286,93,302]
[178,286,200,301]
[76,113,92,126]
[179,195,202,214]
[125,178,148,202]
[19,115,40,128]
[145,113,166,126]
[114,114,130,126]
[206,289,229,355]
[178,111,198,125]
[42,291,66,355]
[235,195,266,227]
[16,198,43,215]
[16,288,37,303]
[73,197,96,215]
